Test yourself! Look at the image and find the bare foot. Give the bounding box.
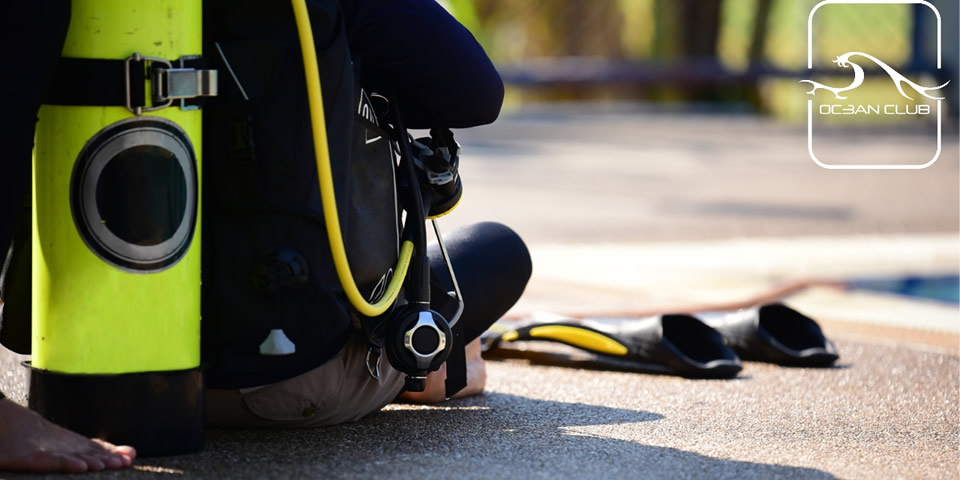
[0,398,136,473]
[401,337,487,404]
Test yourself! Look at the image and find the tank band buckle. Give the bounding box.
[154,56,218,111]
[125,53,218,116]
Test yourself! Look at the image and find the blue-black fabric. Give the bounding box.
[201,0,403,388]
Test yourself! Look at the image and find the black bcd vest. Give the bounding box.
[202,0,399,388]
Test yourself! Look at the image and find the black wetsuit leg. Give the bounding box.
[340,0,504,129]
[427,222,532,342]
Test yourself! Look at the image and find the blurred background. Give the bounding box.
[433,0,959,341]
[445,0,958,120]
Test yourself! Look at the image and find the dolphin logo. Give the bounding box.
[800,51,950,100]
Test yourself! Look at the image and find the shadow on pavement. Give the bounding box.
[33,393,836,479]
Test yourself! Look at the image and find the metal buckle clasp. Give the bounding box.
[125,53,218,116]
[154,56,218,111]
[125,53,172,116]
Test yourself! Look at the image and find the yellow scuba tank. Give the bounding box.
[29,0,214,455]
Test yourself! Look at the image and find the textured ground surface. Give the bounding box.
[1,108,957,479]
[2,338,956,480]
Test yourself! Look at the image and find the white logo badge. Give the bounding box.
[803,0,945,169]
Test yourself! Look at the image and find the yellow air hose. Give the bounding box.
[291,0,413,317]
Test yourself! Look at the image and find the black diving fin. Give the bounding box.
[487,315,742,379]
[696,303,839,367]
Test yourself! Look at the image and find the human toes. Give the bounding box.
[89,439,136,468]
[113,445,137,466]
[75,453,106,471]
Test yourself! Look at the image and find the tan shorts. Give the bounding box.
[205,331,405,428]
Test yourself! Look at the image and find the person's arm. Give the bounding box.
[341,0,504,129]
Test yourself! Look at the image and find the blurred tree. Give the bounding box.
[680,0,723,58]
[652,0,726,102]
[556,0,624,57]
[653,0,723,59]
[747,0,773,71]
[745,0,774,111]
